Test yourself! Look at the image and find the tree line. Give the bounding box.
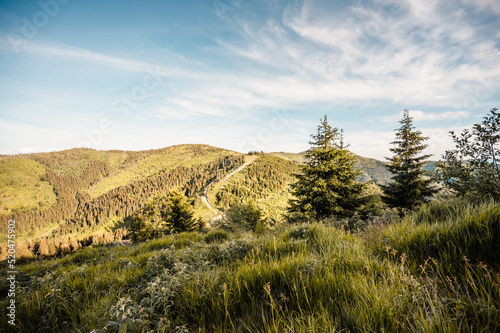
[127,107,499,243]
[288,108,499,222]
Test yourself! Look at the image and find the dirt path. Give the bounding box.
[201,156,258,215]
[38,225,59,239]
[202,184,218,215]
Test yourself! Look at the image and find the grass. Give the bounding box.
[0,157,57,215]
[370,197,500,274]
[1,197,499,332]
[268,152,307,164]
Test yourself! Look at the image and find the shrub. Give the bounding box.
[224,200,264,231]
[204,230,229,243]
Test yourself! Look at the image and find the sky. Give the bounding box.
[0,0,499,160]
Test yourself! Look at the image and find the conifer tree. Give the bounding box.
[128,213,154,243]
[164,188,198,233]
[288,115,367,220]
[128,189,198,242]
[382,110,437,211]
[225,200,263,231]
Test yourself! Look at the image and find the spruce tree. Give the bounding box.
[164,188,198,233]
[128,189,198,242]
[383,110,437,211]
[288,115,367,220]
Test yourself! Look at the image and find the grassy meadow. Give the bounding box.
[0,157,57,215]
[1,196,499,332]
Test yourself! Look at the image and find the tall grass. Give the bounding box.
[1,197,499,332]
[373,197,500,273]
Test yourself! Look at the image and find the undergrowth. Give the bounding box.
[0,197,498,332]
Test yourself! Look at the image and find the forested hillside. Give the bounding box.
[212,155,298,207]
[0,145,243,254]
[206,155,299,222]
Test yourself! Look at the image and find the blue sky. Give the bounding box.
[0,0,499,160]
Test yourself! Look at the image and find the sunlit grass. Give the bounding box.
[1,197,499,332]
[0,157,56,216]
[86,145,240,198]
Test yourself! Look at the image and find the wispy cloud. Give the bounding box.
[464,0,500,15]
[216,0,500,108]
[381,110,471,122]
[0,0,498,159]
[0,36,205,80]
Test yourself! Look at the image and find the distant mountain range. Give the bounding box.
[268,151,394,185]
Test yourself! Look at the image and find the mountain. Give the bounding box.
[0,144,415,259]
[269,151,393,185]
[0,145,243,250]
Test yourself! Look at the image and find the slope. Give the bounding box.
[207,154,299,222]
[0,144,244,242]
[3,197,498,332]
[0,157,57,215]
[201,155,259,216]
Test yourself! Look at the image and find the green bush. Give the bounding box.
[204,230,229,243]
[224,200,264,231]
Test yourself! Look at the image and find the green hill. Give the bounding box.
[0,157,57,214]
[207,154,299,222]
[0,145,243,245]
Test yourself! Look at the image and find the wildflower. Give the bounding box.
[430,257,438,266]
[399,253,407,265]
[263,282,271,294]
[463,255,471,268]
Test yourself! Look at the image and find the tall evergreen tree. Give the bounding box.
[383,110,437,211]
[288,115,367,220]
[164,188,198,233]
[128,189,199,242]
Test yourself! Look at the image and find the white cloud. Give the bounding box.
[216,0,500,108]
[1,1,498,159]
[463,0,500,15]
[381,110,470,122]
[0,36,199,79]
